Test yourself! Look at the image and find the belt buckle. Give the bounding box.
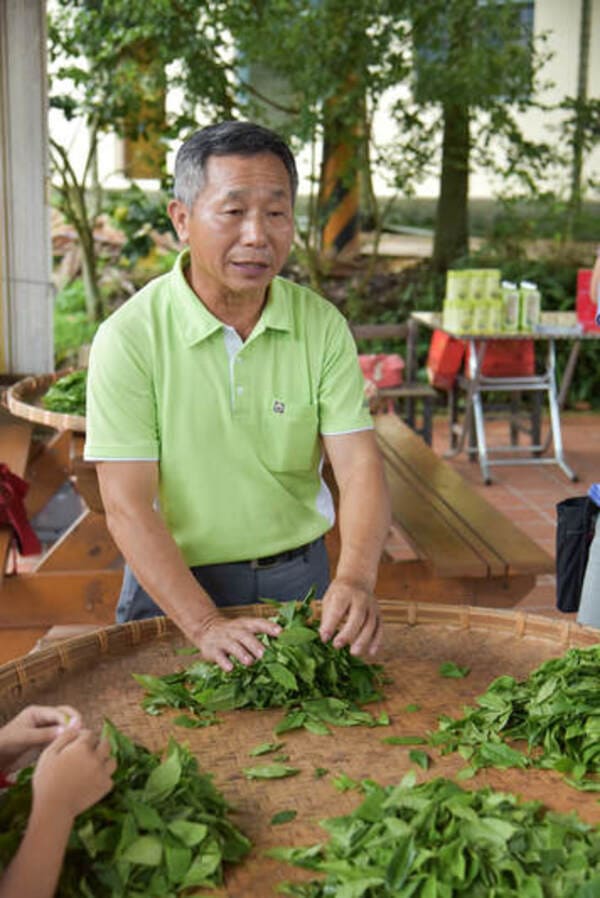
[250,555,278,570]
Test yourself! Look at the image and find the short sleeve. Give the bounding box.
[318,315,372,435]
[84,317,159,460]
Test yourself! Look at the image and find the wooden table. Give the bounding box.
[412,311,598,484]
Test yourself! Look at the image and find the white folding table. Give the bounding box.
[412,311,599,484]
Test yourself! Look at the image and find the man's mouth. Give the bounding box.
[231,260,270,274]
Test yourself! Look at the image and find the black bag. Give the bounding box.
[555,496,599,613]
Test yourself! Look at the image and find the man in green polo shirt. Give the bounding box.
[85,121,391,672]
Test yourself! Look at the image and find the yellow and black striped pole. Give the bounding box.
[318,81,362,261]
[320,139,360,260]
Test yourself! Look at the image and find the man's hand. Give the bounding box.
[193,613,283,672]
[0,705,81,772]
[319,578,382,658]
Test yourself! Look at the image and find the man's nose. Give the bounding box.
[241,212,267,245]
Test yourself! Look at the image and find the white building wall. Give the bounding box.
[48,0,600,203]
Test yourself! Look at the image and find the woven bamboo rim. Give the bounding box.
[1,601,598,720]
[5,369,86,433]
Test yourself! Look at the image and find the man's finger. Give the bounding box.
[332,604,368,650]
[349,610,380,657]
[367,616,383,656]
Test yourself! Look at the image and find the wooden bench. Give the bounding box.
[371,413,554,605]
[349,322,437,445]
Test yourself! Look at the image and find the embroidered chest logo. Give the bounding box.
[272,400,286,414]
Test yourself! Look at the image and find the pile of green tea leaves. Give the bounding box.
[0,720,250,897]
[135,595,388,735]
[430,644,600,790]
[41,368,87,416]
[270,774,600,897]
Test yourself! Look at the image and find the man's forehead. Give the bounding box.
[221,185,289,200]
[204,153,291,191]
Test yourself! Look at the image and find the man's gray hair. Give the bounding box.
[173,121,298,208]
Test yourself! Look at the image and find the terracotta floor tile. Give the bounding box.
[432,411,598,619]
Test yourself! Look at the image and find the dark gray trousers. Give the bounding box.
[115,536,330,622]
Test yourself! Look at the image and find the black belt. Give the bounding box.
[246,538,318,570]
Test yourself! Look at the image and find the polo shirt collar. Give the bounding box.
[170,250,223,347]
[170,250,292,346]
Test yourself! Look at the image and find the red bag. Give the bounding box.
[0,464,41,556]
[576,269,600,332]
[358,354,405,413]
[465,339,535,378]
[426,330,465,390]
[358,353,404,389]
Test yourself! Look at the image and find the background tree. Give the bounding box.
[563,0,600,239]
[48,0,235,321]
[393,0,554,274]
[217,0,411,288]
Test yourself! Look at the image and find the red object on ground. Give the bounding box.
[426,330,465,390]
[358,353,404,388]
[0,464,41,556]
[465,339,535,378]
[576,269,600,332]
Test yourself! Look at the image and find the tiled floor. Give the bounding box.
[386,409,599,619]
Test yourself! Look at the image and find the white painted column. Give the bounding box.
[0,0,53,375]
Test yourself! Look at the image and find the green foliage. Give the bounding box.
[108,185,172,264]
[135,593,388,736]
[53,280,100,367]
[0,721,250,897]
[42,369,87,416]
[271,775,600,897]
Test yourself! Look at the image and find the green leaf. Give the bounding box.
[382,736,427,745]
[120,835,163,866]
[243,764,300,780]
[271,809,298,825]
[439,661,470,678]
[249,741,285,756]
[143,748,182,803]
[267,662,298,690]
[167,820,208,847]
[408,749,430,770]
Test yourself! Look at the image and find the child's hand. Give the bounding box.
[33,728,116,819]
[0,705,81,771]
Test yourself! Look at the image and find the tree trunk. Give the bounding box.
[78,221,104,323]
[565,0,591,239]
[432,101,470,274]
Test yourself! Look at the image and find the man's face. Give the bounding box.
[168,152,295,303]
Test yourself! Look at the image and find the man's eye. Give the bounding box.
[268,210,284,217]
[224,209,242,215]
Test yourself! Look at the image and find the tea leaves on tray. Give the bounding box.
[135,594,388,735]
[271,776,600,897]
[0,720,250,897]
[431,644,600,789]
[41,369,87,416]
[243,764,300,780]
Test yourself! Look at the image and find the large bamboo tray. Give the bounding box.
[4,370,86,433]
[1,601,599,896]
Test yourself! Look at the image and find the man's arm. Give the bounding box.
[319,429,391,657]
[97,460,281,671]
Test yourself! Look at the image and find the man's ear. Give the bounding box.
[168,199,190,243]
